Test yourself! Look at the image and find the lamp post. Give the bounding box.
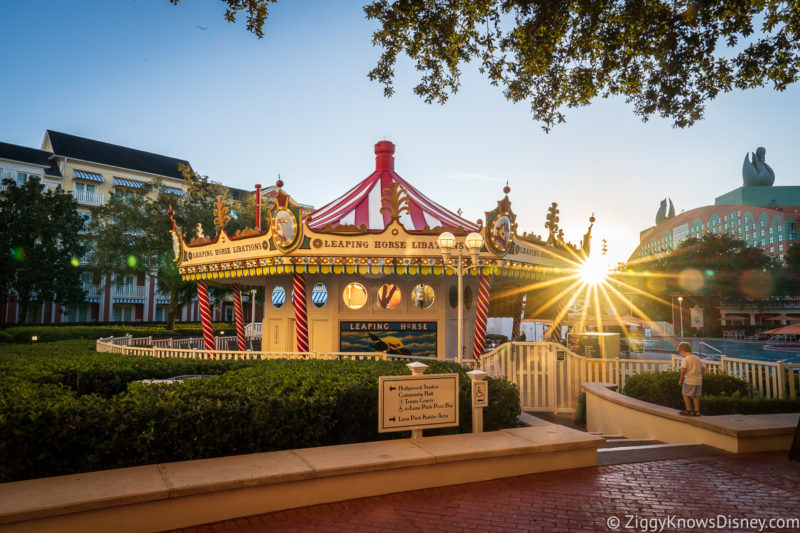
[437,231,485,365]
[677,296,684,338]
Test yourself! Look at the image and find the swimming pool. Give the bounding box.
[643,338,800,364]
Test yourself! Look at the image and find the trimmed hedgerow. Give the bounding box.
[698,394,800,416]
[622,370,749,410]
[0,342,520,482]
[0,323,236,344]
[0,340,255,396]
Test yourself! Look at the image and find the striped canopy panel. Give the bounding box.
[308,141,479,233]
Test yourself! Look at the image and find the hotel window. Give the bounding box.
[779,244,784,251]
[780,254,784,261]
[113,305,134,322]
[74,182,96,194]
[16,171,39,186]
[778,225,782,232]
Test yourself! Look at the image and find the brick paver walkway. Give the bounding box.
[172,453,800,533]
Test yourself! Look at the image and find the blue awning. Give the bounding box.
[112,177,146,189]
[73,170,106,183]
[113,298,144,304]
[83,297,100,303]
[160,186,186,196]
[156,300,170,305]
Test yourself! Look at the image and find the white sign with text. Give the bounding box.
[378,374,459,433]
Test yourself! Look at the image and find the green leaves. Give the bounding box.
[0,342,521,482]
[364,0,800,130]
[0,177,86,321]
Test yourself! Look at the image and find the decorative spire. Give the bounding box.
[581,213,595,256]
[213,195,230,231]
[545,202,560,245]
[379,181,410,221]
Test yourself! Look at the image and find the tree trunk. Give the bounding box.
[166,286,179,331]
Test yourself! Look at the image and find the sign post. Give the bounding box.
[467,369,488,433]
[378,362,459,441]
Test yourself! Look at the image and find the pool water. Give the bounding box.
[643,338,800,364]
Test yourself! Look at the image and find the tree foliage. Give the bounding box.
[169,0,276,38]
[635,233,773,301]
[88,171,245,329]
[0,178,85,323]
[179,0,800,131]
[629,233,773,327]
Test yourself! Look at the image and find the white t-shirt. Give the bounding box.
[681,353,705,385]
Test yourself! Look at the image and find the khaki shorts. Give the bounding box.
[682,383,702,398]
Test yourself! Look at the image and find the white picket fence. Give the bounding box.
[96,336,387,361]
[97,336,800,411]
[480,342,800,412]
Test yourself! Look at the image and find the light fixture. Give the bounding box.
[439,231,485,365]
[437,232,456,262]
[465,232,484,264]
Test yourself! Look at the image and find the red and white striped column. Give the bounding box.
[197,281,215,358]
[232,283,246,352]
[293,273,309,354]
[511,294,524,340]
[471,274,491,367]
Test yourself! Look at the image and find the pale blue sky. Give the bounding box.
[2,0,798,264]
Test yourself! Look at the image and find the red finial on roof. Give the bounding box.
[276,177,284,188]
[375,140,395,171]
[503,181,511,195]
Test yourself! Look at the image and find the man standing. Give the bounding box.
[678,342,705,416]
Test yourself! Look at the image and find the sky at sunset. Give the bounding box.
[2,0,799,266]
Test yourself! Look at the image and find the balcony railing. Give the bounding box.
[79,252,97,265]
[81,282,102,298]
[73,190,105,206]
[112,285,146,298]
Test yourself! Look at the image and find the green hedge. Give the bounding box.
[622,371,750,410]
[699,395,800,416]
[0,323,236,344]
[0,342,520,482]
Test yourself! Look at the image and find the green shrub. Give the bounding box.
[0,344,521,482]
[699,395,800,416]
[574,392,586,425]
[1,323,236,344]
[623,371,749,410]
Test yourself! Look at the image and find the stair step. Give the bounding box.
[598,443,726,466]
[589,433,625,439]
[601,439,661,448]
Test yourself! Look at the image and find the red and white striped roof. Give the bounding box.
[308,141,479,233]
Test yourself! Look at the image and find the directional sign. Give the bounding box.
[378,374,459,433]
[472,380,488,408]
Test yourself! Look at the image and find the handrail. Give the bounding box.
[698,341,723,355]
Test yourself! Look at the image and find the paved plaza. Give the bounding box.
[172,452,800,533]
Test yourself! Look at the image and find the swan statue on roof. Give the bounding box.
[742,147,775,186]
